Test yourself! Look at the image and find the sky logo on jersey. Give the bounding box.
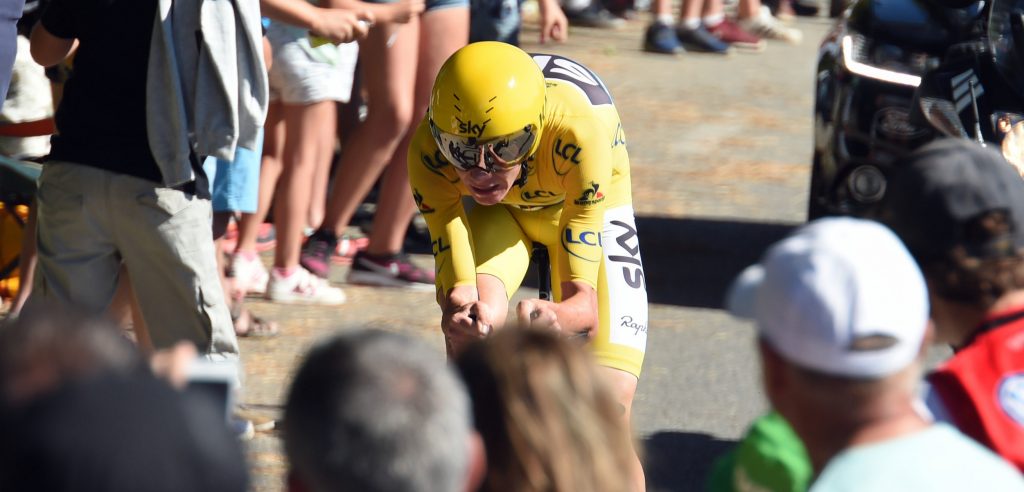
[573,182,605,206]
[413,189,435,214]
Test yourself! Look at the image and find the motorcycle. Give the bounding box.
[912,0,1024,169]
[807,0,1024,219]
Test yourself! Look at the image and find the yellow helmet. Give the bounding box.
[428,41,546,171]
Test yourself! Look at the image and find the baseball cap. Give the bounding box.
[707,412,811,492]
[726,217,929,378]
[881,138,1024,265]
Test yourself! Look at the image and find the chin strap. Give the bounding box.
[513,160,530,188]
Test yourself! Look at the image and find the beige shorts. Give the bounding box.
[266,23,359,105]
[28,162,238,360]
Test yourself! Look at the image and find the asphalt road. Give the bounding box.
[240,12,841,492]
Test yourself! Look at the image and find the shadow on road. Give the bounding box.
[402,213,801,311]
[636,216,799,309]
[643,430,737,492]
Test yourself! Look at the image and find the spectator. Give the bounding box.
[25,0,267,360]
[727,217,1024,489]
[469,0,567,45]
[283,329,485,492]
[0,309,247,492]
[0,0,24,109]
[299,0,468,290]
[880,138,1024,470]
[455,328,636,492]
[706,412,811,492]
[643,0,799,54]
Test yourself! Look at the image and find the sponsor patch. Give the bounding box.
[573,181,605,206]
[413,189,435,214]
[560,227,601,263]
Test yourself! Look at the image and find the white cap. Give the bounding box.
[726,217,930,379]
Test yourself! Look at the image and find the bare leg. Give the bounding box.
[652,0,672,16]
[365,7,469,256]
[237,102,285,254]
[318,23,420,238]
[274,100,337,270]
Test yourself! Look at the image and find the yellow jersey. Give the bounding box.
[408,53,633,300]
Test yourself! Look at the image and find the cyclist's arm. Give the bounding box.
[407,120,477,303]
[533,118,613,335]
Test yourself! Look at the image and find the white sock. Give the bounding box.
[679,17,701,30]
[656,13,675,25]
[702,13,724,27]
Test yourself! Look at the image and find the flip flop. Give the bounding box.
[232,304,280,338]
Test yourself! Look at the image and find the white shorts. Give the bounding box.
[266,23,359,105]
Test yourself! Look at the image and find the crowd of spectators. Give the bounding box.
[0,0,1022,490]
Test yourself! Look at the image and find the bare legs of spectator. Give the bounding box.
[236,104,284,265]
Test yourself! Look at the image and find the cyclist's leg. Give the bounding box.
[468,204,531,330]
[595,204,649,491]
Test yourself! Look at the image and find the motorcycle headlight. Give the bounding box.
[841,34,940,87]
[996,113,1024,176]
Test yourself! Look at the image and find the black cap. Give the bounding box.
[881,138,1024,265]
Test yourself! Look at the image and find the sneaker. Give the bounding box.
[566,3,626,29]
[676,24,732,54]
[332,235,370,266]
[299,231,337,279]
[266,267,346,305]
[740,6,803,44]
[347,252,436,291]
[643,23,684,55]
[229,253,269,297]
[706,19,766,51]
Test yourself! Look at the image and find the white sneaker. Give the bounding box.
[740,6,803,44]
[266,267,346,305]
[230,253,269,297]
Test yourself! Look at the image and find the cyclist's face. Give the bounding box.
[455,149,521,205]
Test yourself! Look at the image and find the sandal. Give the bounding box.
[231,302,280,338]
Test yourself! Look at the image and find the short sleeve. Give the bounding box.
[39,0,79,40]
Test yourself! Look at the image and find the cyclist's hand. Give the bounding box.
[310,8,374,43]
[443,300,494,350]
[516,298,562,332]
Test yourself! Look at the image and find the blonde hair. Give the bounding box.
[456,328,634,492]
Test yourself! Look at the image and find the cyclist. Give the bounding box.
[408,41,648,488]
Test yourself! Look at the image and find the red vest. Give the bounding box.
[928,307,1024,471]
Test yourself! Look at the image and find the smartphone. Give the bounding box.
[183,359,239,424]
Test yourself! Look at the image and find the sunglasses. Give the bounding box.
[430,122,537,172]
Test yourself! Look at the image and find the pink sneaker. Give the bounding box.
[347,252,435,291]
